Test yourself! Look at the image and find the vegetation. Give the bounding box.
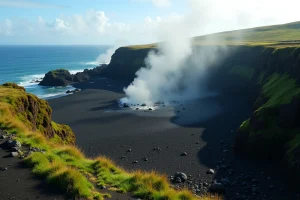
[194,21,300,47]
[0,83,220,199]
[236,72,300,178]
[124,21,300,50]
[229,65,254,80]
[39,69,73,87]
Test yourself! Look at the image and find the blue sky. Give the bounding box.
[0,0,299,45]
[0,0,187,22]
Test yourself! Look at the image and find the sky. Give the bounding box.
[0,0,300,45]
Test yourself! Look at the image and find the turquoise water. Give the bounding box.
[0,45,109,99]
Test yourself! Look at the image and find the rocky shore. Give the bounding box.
[39,64,107,87]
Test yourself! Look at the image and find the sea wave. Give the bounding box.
[69,68,93,75]
[19,73,44,87]
[18,67,95,87]
[81,61,100,65]
[38,92,68,100]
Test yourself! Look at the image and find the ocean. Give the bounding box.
[0,45,109,99]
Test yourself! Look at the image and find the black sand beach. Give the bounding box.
[49,78,299,200]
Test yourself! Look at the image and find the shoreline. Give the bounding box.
[48,78,299,200]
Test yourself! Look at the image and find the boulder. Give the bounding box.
[4,140,21,148]
[174,172,188,183]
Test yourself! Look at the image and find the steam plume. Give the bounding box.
[121,0,296,105]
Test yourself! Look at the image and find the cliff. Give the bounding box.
[101,45,156,84]
[0,83,75,144]
[104,43,300,185]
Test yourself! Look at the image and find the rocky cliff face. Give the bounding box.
[101,46,156,84]
[105,44,300,183]
[0,83,75,145]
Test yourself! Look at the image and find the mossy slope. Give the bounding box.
[0,83,75,144]
[233,47,300,186]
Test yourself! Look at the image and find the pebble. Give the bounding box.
[127,149,132,152]
[132,161,138,164]
[207,169,215,174]
[10,147,19,152]
[180,152,187,156]
[153,147,161,151]
[210,181,225,193]
[10,152,19,157]
[0,135,7,139]
[99,185,106,189]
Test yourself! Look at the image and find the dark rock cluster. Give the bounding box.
[39,65,107,86]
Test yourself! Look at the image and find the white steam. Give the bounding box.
[121,0,300,105]
[97,40,128,64]
[96,46,118,64]
[121,0,231,104]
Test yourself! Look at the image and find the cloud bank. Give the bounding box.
[0,0,300,45]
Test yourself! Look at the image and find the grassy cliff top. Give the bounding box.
[125,21,300,49]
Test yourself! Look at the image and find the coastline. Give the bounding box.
[48,77,299,200]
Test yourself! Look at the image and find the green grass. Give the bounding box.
[194,21,300,46]
[229,65,254,80]
[237,72,300,167]
[126,21,300,50]
[262,73,300,107]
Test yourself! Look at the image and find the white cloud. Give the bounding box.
[152,0,172,7]
[0,19,13,36]
[1,0,300,44]
[0,0,67,9]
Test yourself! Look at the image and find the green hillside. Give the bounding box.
[193,21,300,47]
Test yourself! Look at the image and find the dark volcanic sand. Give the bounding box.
[0,140,66,200]
[49,78,299,200]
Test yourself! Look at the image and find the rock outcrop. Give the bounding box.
[39,65,107,86]
[100,45,156,84]
[0,83,75,145]
[39,69,73,86]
